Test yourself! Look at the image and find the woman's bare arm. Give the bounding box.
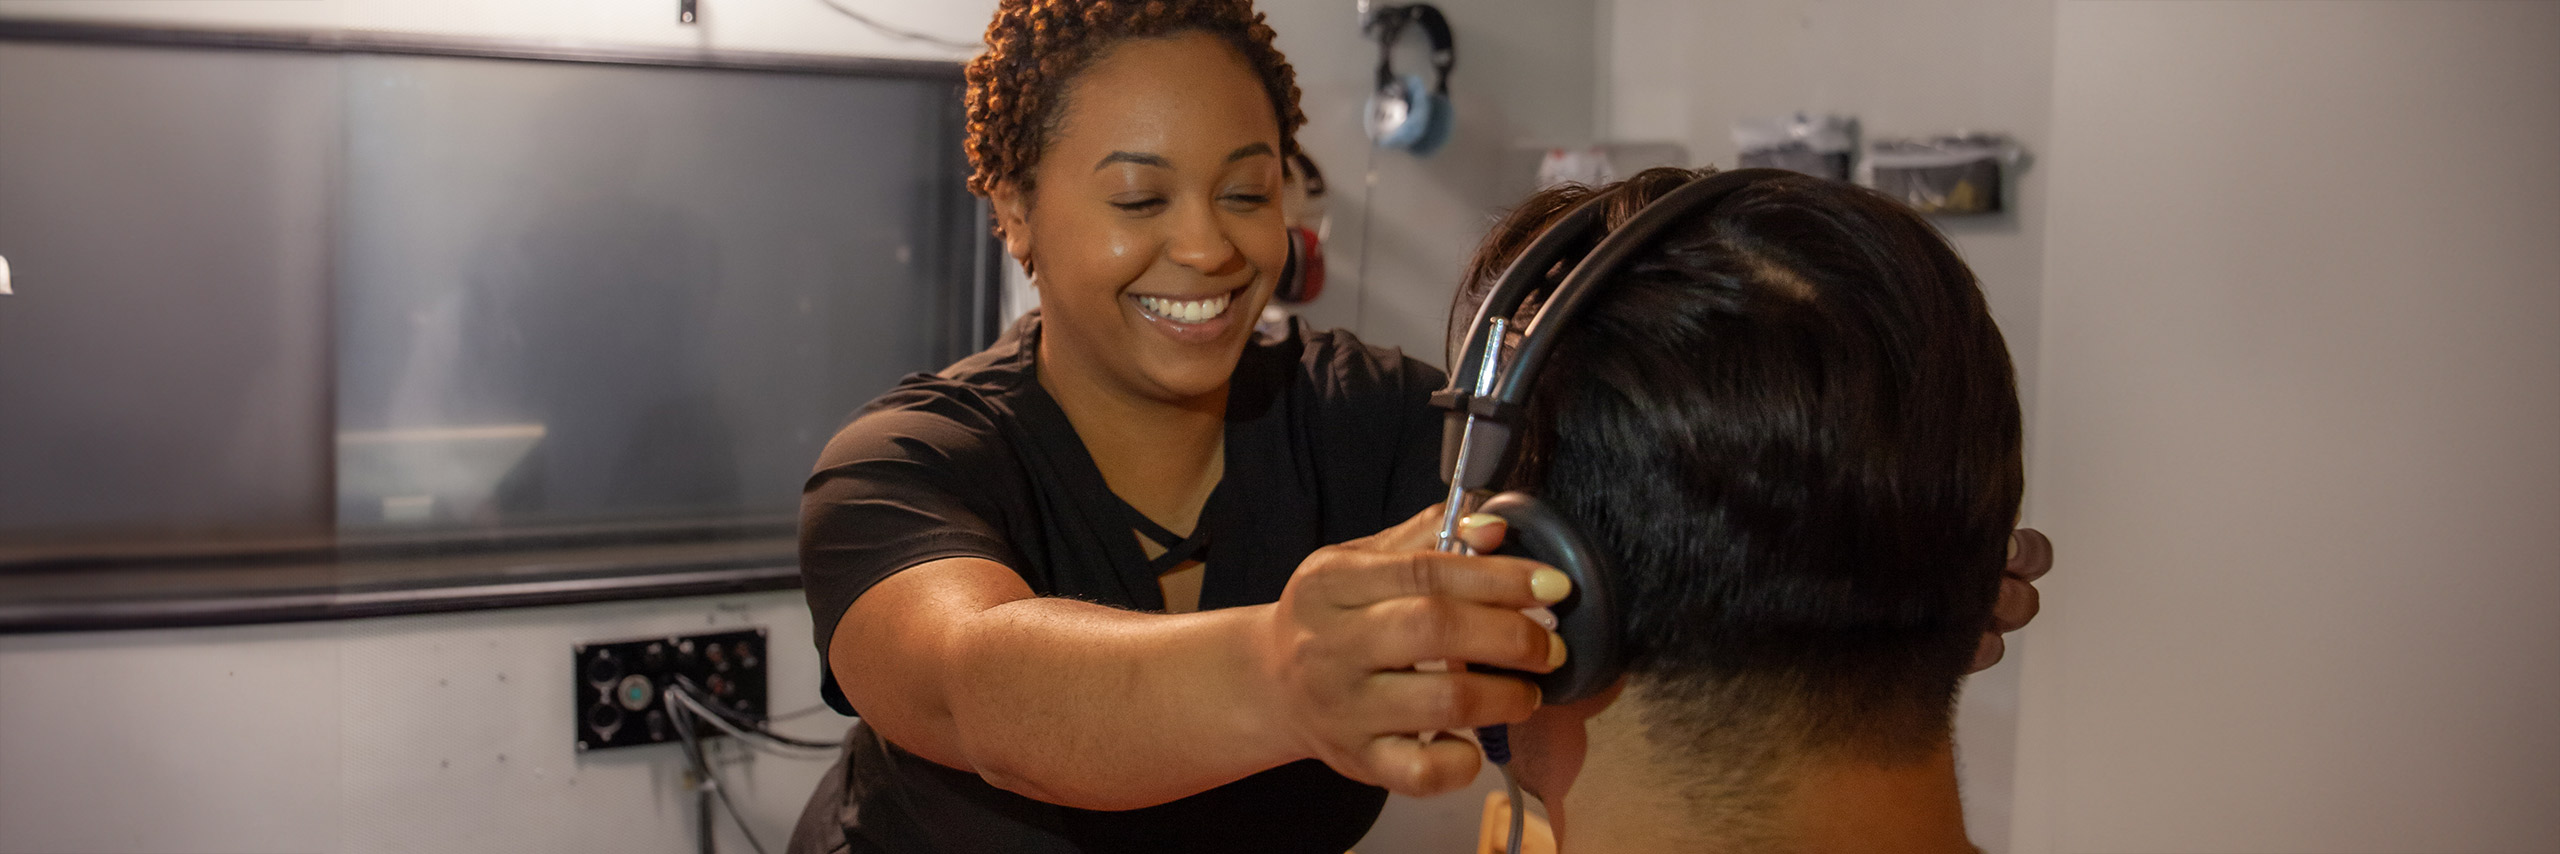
[829,507,1569,810]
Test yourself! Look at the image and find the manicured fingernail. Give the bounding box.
[1547,631,1569,669]
[2008,532,2021,560]
[1529,683,1544,707]
[1530,568,1572,604]
[1460,513,1504,532]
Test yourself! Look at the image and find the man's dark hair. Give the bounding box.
[1456,168,2023,767]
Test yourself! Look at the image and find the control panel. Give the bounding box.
[574,628,768,751]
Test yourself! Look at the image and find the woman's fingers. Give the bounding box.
[1993,528,2049,632]
[1358,503,1514,554]
[1307,548,1562,612]
[1971,528,2056,672]
[1990,575,2041,634]
[1970,632,2006,672]
[2006,527,2053,582]
[1351,669,1545,734]
[1356,595,1564,674]
[1357,731,1489,797]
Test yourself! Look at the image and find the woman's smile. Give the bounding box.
[1131,283,1247,343]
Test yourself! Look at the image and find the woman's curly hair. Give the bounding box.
[964,0,1306,200]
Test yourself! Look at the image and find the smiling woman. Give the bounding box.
[788,2,1572,853]
[996,33,1291,417]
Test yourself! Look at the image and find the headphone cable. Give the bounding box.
[812,0,979,52]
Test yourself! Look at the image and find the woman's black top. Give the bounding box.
[796,312,1448,853]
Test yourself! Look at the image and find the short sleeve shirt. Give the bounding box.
[798,312,1449,853]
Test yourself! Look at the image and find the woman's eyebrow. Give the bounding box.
[1224,142,1274,163]
[1093,143,1274,171]
[1095,151,1170,171]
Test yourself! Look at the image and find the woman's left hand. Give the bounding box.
[1971,528,2052,672]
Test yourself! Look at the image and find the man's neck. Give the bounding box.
[1552,705,1974,854]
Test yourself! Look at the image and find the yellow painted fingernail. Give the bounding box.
[2008,532,2021,560]
[1460,513,1504,532]
[1547,631,1569,669]
[1530,568,1572,604]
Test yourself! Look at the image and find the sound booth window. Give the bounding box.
[0,24,995,617]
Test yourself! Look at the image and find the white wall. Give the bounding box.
[0,1,1596,851]
[1599,0,2054,443]
[0,591,833,854]
[2012,3,2560,852]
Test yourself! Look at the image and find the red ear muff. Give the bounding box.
[1276,226,1326,304]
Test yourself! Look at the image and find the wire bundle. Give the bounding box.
[663,678,849,854]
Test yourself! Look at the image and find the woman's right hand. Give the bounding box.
[1251,504,1573,797]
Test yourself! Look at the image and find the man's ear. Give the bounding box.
[1511,675,1631,815]
[989,181,1035,278]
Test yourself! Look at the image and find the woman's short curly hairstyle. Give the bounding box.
[964,0,1306,199]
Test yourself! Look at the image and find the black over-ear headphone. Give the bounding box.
[1432,168,1796,707]
[1363,3,1456,155]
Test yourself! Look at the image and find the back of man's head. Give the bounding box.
[1454,168,2022,776]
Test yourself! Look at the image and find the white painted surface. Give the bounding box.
[0,591,840,854]
[2011,2,2560,852]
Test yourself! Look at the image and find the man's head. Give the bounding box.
[1457,168,2021,832]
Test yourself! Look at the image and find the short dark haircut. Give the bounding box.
[1455,168,2022,764]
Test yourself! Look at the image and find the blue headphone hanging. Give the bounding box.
[1363,4,1456,156]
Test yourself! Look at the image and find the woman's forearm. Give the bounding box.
[945,597,1298,808]
[829,557,1301,811]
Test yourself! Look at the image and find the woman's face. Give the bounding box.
[993,31,1287,406]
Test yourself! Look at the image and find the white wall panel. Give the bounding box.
[2016,2,2560,851]
[0,624,344,852]
[0,592,838,854]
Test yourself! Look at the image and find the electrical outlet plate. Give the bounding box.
[573,627,768,752]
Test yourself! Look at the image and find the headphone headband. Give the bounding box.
[1434,168,1795,488]
[1367,3,1456,91]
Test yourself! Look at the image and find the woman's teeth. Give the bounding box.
[1137,292,1232,324]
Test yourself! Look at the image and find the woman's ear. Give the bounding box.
[990,181,1035,277]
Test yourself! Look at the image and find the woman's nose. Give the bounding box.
[1165,201,1245,276]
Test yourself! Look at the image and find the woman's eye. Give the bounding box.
[1109,197,1166,214]
[1221,192,1271,208]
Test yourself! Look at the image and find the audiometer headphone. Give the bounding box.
[1363,3,1455,156]
[1433,167,1795,713]
[1434,168,1792,853]
[1276,152,1329,304]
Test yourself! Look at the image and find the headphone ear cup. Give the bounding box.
[1275,226,1325,304]
[1475,491,1623,706]
[1411,89,1454,156]
[1371,74,1435,150]
[1364,81,1405,147]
